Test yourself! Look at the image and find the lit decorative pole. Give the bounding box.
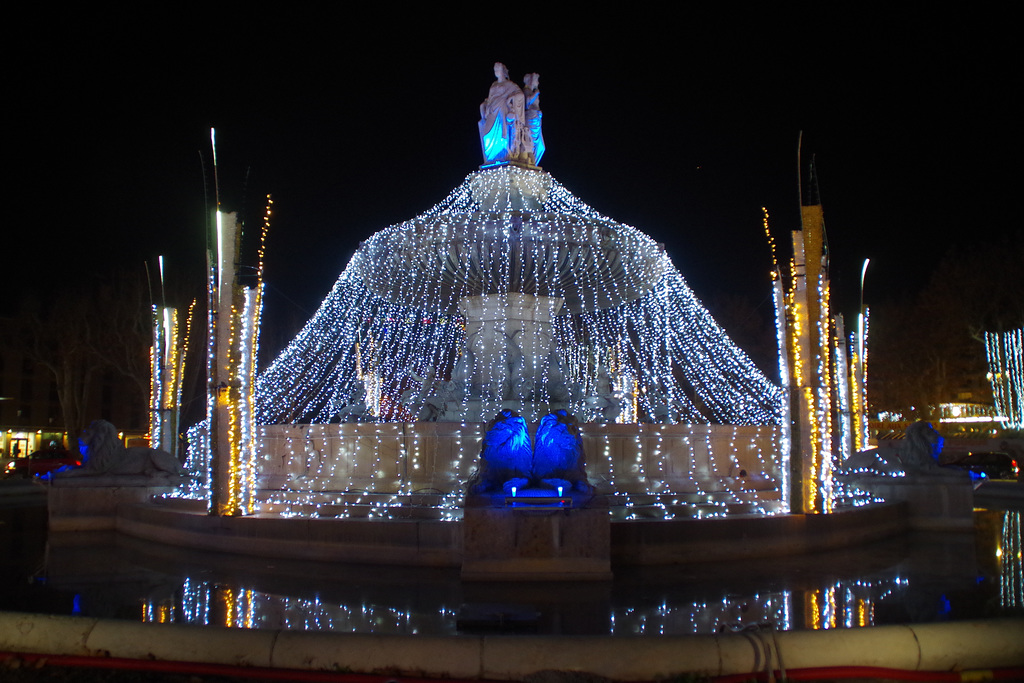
[206,129,269,516]
[149,255,195,456]
[833,315,853,467]
[782,149,834,514]
[851,259,871,452]
[765,208,793,512]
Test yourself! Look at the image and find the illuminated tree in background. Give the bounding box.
[255,166,781,428]
[986,328,1023,430]
[868,235,1023,423]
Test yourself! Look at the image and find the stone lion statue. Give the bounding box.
[467,410,592,498]
[58,419,187,481]
[839,420,961,477]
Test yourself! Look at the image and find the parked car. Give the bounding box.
[946,451,1019,480]
[3,448,81,478]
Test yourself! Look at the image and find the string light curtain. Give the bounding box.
[255,167,782,427]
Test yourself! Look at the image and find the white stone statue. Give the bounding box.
[335,378,373,422]
[451,348,475,397]
[57,419,187,482]
[644,381,682,423]
[838,420,965,478]
[434,380,465,419]
[583,364,623,423]
[401,367,436,418]
[545,350,571,403]
[523,72,545,165]
[417,394,445,422]
[645,384,671,423]
[506,330,533,400]
[478,62,532,165]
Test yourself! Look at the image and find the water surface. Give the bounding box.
[2,501,1020,636]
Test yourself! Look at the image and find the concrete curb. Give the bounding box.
[1,612,1021,680]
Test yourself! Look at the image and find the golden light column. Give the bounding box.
[149,277,195,456]
[778,147,837,514]
[207,199,269,516]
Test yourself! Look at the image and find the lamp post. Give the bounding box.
[853,258,870,452]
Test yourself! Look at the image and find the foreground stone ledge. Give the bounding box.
[1,612,1021,679]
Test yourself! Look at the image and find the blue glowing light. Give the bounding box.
[479,410,532,482]
[481,119,509,163]
[533,410,583,483]
[938,594,952,615]
[473,410,591,497]
[527,112,544,164]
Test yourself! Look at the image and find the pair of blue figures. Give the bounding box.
[470,409,592,497]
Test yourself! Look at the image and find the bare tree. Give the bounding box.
[869,233,1024,421]
[7,271,153,451]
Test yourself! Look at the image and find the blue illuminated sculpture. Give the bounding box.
[468,409,591,501]
[523,72,545,165]
[533,410,589,493]
[470,410,533,495]
[478,62,533,166]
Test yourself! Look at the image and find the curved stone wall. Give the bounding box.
[256,422,781,504]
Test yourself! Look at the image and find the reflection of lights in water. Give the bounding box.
[150,580,457,634]
[145,577,914,635]
[1002,511,1022,609]
[143,602,174,624]
[611,593,792,635]
[805,578,905,631]
[133,569,950,636]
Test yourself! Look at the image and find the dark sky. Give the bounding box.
[9,9,1018,351]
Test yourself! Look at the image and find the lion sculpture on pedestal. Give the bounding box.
[58,419,186,482]
[839,420,961,477]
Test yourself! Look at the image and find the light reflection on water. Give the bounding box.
[10,509,1023,636]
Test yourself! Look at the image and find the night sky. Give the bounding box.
[9,10,1018,357]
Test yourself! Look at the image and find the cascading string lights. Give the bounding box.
[255,168,780,427]
[764,208,793,513]
[185,166,787,519]
[985,328,1023,429]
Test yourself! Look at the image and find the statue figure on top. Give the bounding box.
[478,62,536,167]
[523,72,545,165]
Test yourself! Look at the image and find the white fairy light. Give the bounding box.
[986,328,1024,429]
[179,166,788,519]
[256,168,780,428]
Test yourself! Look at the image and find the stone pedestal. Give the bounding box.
[48,481,176,531]
[469,165,551,210]
[461,497,611,581]
[843,476,974,531]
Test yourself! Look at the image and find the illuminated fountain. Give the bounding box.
[185,64,784,520]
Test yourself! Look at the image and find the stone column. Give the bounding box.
[456,293,564,422]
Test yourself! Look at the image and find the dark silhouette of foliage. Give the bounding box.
[868,233,1024,421]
